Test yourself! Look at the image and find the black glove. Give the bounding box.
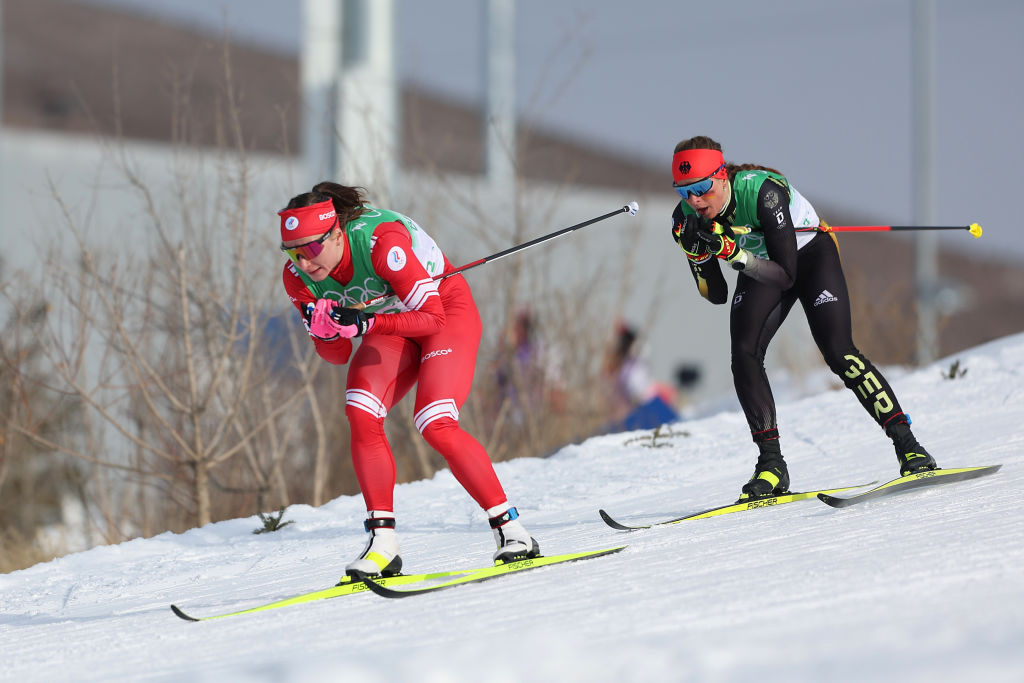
[695,226,729,256]
[674,215,751,271]
[328,306,376,337]
[672,214,713,263]
[689,218,751,271]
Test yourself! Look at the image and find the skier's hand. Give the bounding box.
[305,299,344,340]
[306,300,375,339]
[694,221,751,271]
[693,221,732,256]
[328,305,375,338]
[672,214,712,263]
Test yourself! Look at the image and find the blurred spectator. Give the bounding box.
[603,321,680,431]
[494,309,565,423]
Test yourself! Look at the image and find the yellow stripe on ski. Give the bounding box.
[171,570,464,621]
[675,485,870,522]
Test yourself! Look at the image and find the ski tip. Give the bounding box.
[170,604,201,622]
[598,509,639,531]
[816,493,850,509]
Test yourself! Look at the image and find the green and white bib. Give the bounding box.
[290,205,445,314]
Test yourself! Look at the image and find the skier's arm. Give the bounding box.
[672,205,729,305]
[364,223,447,337]
[688,258,729,305]
[738,178,797,289]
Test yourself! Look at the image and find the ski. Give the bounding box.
[170,569,468,622]
[817,465,1001,508]
[361,545,627,598]
[599,481,876,531]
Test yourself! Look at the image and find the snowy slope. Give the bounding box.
[2,334,1023,683]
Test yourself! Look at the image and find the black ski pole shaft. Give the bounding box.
[793,223,982,238]
[356,202,639,309]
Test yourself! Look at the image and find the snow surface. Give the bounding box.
[3,334,1024,683]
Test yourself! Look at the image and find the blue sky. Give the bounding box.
[80,0,1024,261]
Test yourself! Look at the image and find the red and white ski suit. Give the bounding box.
[282,221,508,512]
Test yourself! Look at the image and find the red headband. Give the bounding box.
[672,148,727,185]
[278,199,337,242]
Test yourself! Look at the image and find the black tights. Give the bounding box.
[730,232,905,442]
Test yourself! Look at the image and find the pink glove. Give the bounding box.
[307,299,345,341]
[307,299,376,340]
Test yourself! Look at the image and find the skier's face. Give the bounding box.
[684,177,729,219]
[282,228,346,281]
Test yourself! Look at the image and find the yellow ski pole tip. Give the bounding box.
[968,222,983,238]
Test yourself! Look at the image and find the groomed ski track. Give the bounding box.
[2,335,1023,682]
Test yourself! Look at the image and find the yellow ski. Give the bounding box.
[600,481,876,531]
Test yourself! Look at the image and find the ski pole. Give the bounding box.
[810,223,982,238]
[354,201,640,310]
[730,223,982,238]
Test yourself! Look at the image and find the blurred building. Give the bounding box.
[3,0,1022,403]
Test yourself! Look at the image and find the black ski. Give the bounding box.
[817,465,1001,508]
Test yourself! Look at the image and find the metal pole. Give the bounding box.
[913,0,938,365]
[485,0,518,269]
[485,0,516,191]
[338,0,398,200]
[301,0,343,184]
[1,0,5,223]
[0,0,4,128]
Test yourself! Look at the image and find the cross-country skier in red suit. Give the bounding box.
[279,181,539,578]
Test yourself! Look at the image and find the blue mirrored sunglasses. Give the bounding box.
[673,163,725,199]
[673,177,715,199]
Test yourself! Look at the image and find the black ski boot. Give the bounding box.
[738,439,790,502]
[886,419,937,477]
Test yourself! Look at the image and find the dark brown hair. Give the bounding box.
[284,181,368,228]
[674,136,783,178]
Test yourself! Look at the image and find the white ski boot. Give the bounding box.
[345,511,402,578]
[488,504,540,564]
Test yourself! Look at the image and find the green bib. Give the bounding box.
[289,206,444,314]
[677,170,819,259]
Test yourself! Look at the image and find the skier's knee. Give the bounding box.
[414,400,460,438]
[418,414,460,452]
[731,345,764,377]
[824,347,866,384]
[346,399,387,438]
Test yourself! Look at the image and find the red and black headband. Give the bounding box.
[672,148,727,185]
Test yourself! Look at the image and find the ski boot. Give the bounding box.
[488,505,540,564]
[886,418,937,477]
[738,439,790,502]
[345,511,402,579]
